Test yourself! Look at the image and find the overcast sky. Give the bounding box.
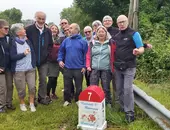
[1,0,73,25]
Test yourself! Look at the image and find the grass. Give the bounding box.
[134,80,170,109]
[0,74,163,130]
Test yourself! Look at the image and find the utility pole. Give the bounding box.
[128,0,139,31]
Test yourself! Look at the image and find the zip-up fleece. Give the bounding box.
[86,39,116,72]
[57,34,88,69]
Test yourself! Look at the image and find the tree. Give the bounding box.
[75,0,129,23]
[22,19,34,27]
[0,8,22,24]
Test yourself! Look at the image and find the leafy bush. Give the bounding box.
[136,26,170,83]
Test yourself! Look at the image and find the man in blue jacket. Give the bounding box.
[58,23,88,107]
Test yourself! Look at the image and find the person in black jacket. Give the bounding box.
[26,11,53,105]
[0,19,11,112]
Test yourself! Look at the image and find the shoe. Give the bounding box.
[0,108,6,113]
[46,96,52,103]
[125,114,135,123]
[76,101,79,107]
[63,101,70,107]
[51,94,58,100]
[119,107,124,112]
[20,104,27,112]
[6,104,16,110]
[30,104,36,112]
[38,99,49,105]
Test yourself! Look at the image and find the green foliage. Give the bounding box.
[137,26,170,83]
[0,8,22,24]
[75,0,129,24]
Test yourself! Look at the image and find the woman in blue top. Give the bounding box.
[10,23,36,112]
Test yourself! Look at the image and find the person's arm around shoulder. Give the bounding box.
[132,32,144,55]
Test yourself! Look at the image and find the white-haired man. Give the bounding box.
[83,26,93,87]
[114,15,144,123]
[103,15,119,38]
[26,11,53,105]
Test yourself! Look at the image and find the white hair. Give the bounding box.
[92,20,102,27]
[84,26,92,32]
[103,15,113,22]
[10,23,24,36]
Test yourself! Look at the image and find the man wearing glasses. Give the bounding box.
[0,19,15,112]
[58,19,69,39]
[26,11,53,105]
[114,15,144,123]
[83,26,93,87]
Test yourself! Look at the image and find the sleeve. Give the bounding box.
[86,46,91,68]
[83,41,88,68]
[132,32,144,48]
[0,45,5,70]
[57,39,66,62]
[10,43,26,61]
[48,30,53,54]
[26,27,31,40]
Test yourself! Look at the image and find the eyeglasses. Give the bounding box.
[84,31,91,34]
[38,17,45,20]
[64,29,69,32]
[117,20,126,24]
[61,22,68,25]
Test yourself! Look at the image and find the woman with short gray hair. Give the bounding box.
[10,23,36,112]
[92,20,102,36]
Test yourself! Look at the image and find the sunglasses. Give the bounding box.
[64,29,69,32]
[84,31,91,34]
[3,27,9,30]
[61,22,68,25]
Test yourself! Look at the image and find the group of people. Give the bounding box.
[0,11,151,123]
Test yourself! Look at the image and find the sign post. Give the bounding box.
[77,85,107,130]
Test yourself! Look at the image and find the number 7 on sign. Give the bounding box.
[88,92,92,101]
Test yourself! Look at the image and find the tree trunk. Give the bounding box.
[128,0,134,28]
[133,0,139,30]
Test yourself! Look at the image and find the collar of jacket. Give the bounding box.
[70,34,82,39]
[33,24,48,33]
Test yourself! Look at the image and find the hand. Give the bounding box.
[59,61,65,68]
[24,48,30,55]
[0,68,4,73]
[81,68,86,74]
[133,48,140,56]
[146,44,152,49]
[87,67,91,71]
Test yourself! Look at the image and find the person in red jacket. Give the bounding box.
[47,24,61,100]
